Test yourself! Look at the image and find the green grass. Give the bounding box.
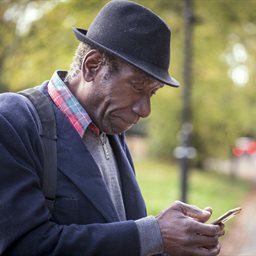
[135,159,251,224]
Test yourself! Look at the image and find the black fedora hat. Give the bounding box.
[73,0,179,87]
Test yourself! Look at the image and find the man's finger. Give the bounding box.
[193,221,223,237]
[174,201,212,222]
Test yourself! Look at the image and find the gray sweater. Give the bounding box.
[83,130,163,255]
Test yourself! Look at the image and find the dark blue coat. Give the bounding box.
[0,83,147,255]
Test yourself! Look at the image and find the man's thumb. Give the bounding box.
[175,201,212,223]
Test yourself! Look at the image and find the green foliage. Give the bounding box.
[148,87,181,160]
[0,0,18,92]
[1,0,256,164]
[147,0,256,164]
[190,0,256,162]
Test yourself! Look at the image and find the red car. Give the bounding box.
[232,137,256,157]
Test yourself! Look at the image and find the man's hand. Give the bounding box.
[156,201,225,256]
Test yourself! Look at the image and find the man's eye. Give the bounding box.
[130,81,144,91]
[134,85,144,91]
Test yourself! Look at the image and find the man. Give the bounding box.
[0,1,224,255]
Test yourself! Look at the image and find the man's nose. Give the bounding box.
[132,96,151,118]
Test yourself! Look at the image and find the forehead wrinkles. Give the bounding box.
[115,58,163,88]
[142,75,164,90]
[130,65,163,88]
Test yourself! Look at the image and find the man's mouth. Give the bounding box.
[118,116,139,126]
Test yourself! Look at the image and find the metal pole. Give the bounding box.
[180,0,194,203]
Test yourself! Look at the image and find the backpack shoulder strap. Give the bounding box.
[19,88,57,214]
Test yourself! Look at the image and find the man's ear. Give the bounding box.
[81,50,103,82]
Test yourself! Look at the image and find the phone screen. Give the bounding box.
[211,207,242,225]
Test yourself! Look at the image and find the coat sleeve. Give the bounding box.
[0,93,141,256]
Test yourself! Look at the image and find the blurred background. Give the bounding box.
[1,0,256,253]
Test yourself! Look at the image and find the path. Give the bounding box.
[220,187,256,256]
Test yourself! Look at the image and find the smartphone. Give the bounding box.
[211,207,242,225]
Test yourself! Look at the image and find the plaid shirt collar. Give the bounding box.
[48,70,100,138]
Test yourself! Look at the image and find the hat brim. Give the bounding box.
[73,28,179,87]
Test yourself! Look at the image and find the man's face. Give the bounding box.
[83,59,164,135]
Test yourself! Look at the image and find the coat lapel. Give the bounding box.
[56,113,120,222]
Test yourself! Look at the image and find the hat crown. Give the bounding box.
[87,0,170,69]
[73,0,179,87]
